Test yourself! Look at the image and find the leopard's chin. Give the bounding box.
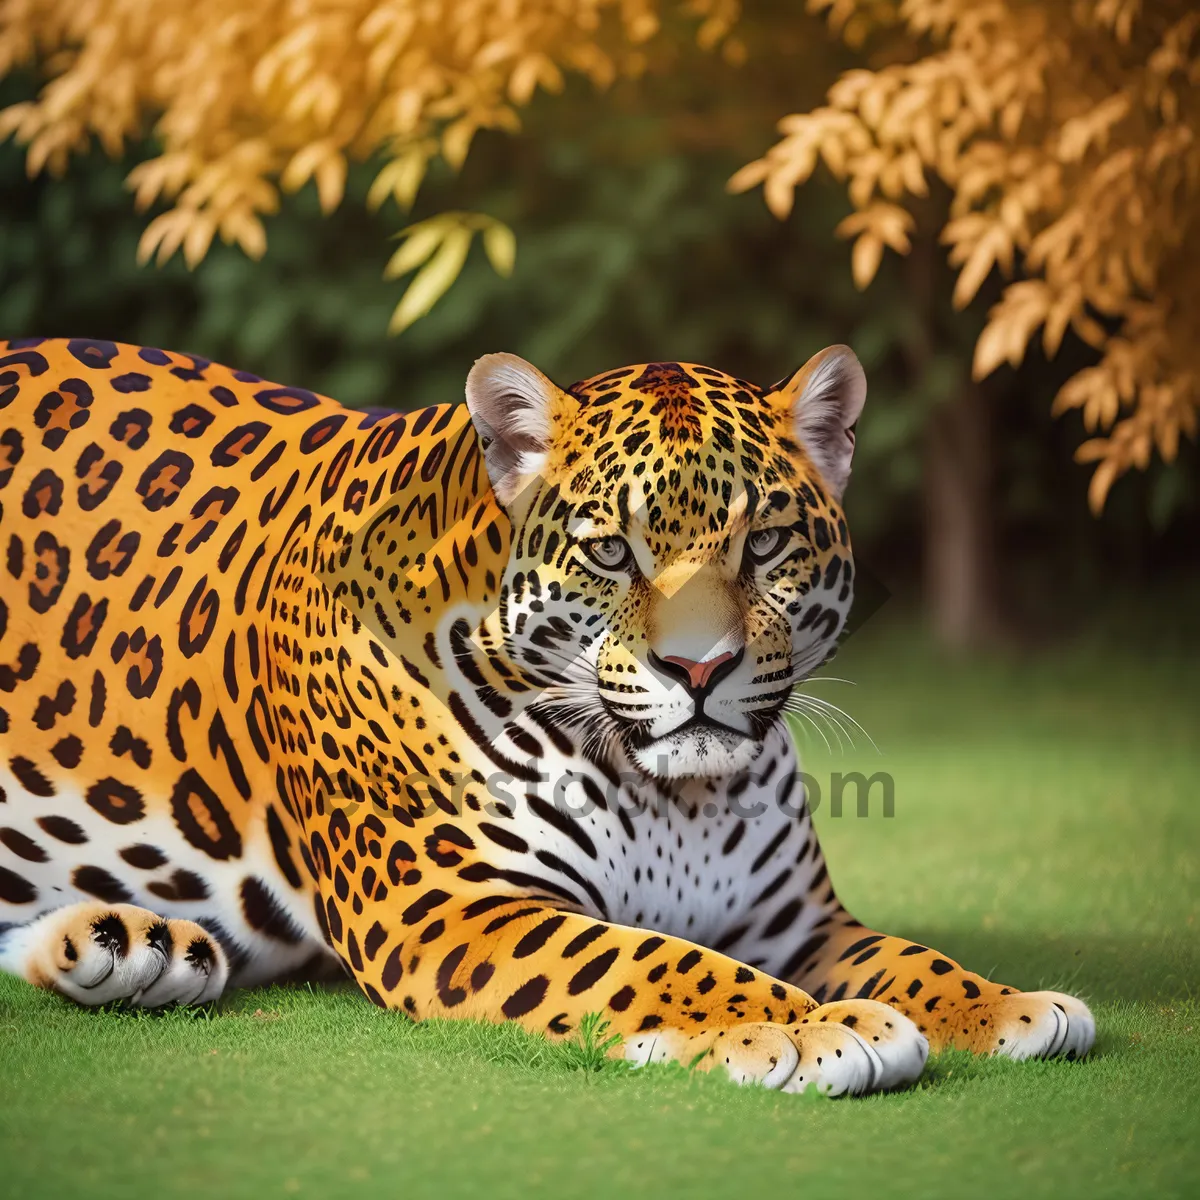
[630,721,763,781]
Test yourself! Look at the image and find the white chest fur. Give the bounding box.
[487,723,834,973]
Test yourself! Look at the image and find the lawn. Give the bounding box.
[1,616,1197,1200]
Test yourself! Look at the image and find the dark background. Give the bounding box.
[2,27,1197,651]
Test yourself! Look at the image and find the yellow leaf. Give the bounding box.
[368,148,431,213]
[1057,92,1131,163]
[509,53,562,105]
[137,210,189,267]
[509,55,542,106]
[127,159,168,209]
[911,111,938,164]
[973,281,1051,378]
[442,118,477,171]
[314,153,346,214]
[727,159,770,195]
[626,11,660,43]
[835,203,911,253]
[482,221,516,278]
[0,101,35,141]
[281,140,335,194]
[850,232,883,289]
[827,70,875,111]
[384,219,449,280]
[899,150,928,197]
[388,226,473,334]
[221,209,267,260]
[952,226,1011,309]
[1073,438,1111,464]
[392,151,430,210]
[1086,456,1121,515]
[764,172,796,220]
[1070,309,1108,351]
[1043,293,1077,358]
[367,159,401,212]
[847,163,879,209]
[1156,418,1179,462]
[972,320,1010,380]
[183,212,217,268]
[819,135,846,179]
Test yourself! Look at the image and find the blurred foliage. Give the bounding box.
[0,53,1196,614]
[741,0,1200,512]
[2,1,1196,518]
[0,0,740,324]
[0,60,972,541]
[0,0,725,224]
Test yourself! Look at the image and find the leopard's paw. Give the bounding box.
[704,1023,803,1089]
[798,998,930,1090]
[0,903,227,1007]
[778,1019,884,1096]
[698,1004,927,1097]
[953,989,1095,1060]
[692,1022,875,1096]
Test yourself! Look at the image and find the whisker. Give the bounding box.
[804,701,857,752]
[784,704,832,754]
[796,693,880,754]
[788,696,848,752]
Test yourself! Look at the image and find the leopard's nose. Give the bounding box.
[650,650,741,694]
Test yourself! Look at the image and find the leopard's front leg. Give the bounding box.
[788,918,1094,1060]
[343,896,928,1095]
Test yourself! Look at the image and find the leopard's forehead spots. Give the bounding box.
[567,362,784,461]
[556,362,820,559]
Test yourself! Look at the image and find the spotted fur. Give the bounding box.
[0,338,1092,1093]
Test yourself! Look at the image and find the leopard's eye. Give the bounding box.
[580,536,634,573]
[745,527,790,567]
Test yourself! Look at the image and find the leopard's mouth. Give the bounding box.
[665,714,747,739]
[628,718,764,780]
[619,709,749,750]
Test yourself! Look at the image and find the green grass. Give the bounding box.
[2,620,1198,1199]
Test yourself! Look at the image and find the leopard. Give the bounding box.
[0,336,1094,1096]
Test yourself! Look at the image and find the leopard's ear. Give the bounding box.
[772,345,866,502]
[466,353,567,506]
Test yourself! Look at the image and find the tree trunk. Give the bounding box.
[923,379,999,650]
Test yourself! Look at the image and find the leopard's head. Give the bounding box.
[467,349,866,781]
